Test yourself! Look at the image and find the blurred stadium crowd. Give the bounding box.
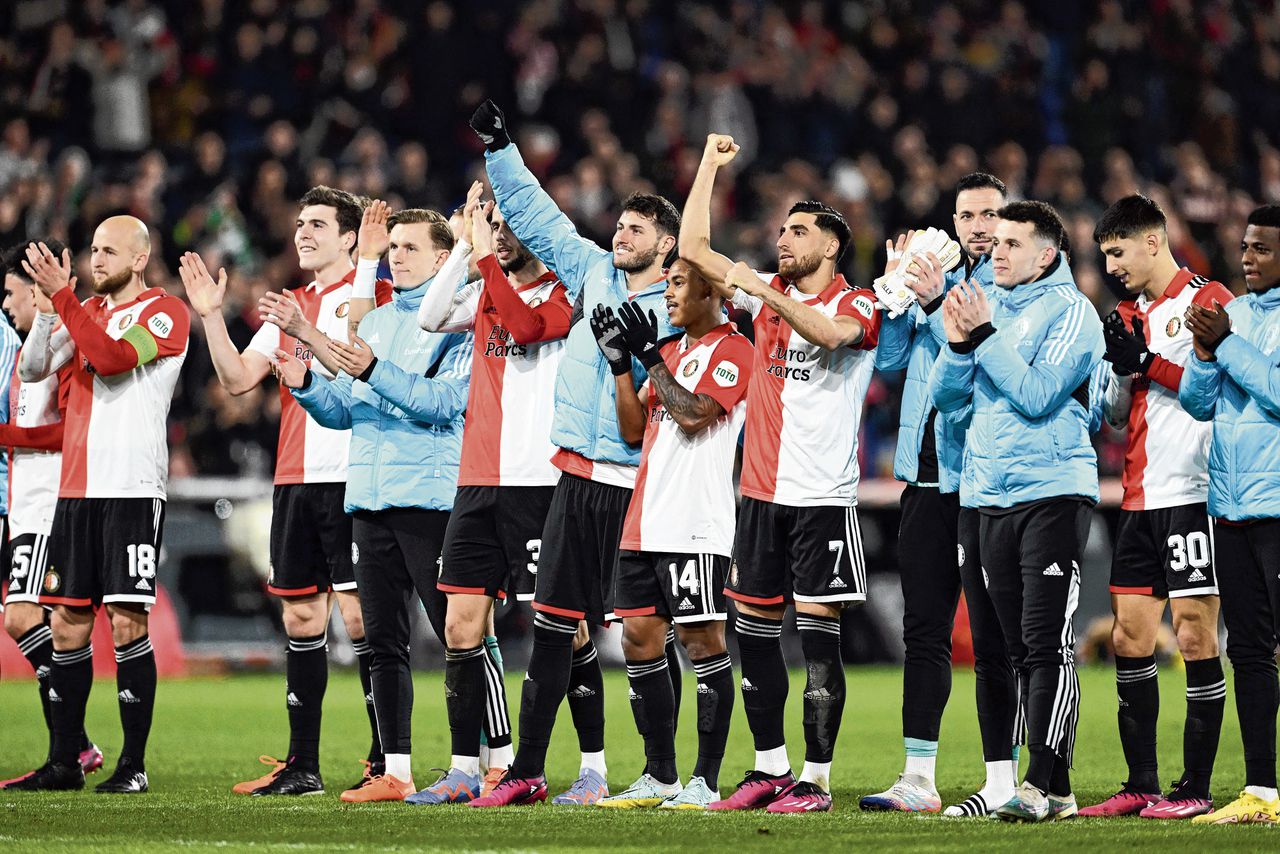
[1,0,1278,480]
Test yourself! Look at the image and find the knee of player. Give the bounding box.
[1173,617,1219,660]
[107,606,148,646]
[3,605,38,639]
[340,610,365,639]
[571,621,592,651]
[444,613,484,649]
[620,625,664,661]
[677,625,726,661]
[1110,619,1149,656]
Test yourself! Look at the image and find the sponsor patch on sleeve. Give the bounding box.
[711,361,740,387]
[147,312,174,338]
[852,294,876,319]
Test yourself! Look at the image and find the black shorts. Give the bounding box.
[533,473,631,625]
[615,551,729,623]
[728,497,866,607]
[4,530,52,607]
[42,498,165,609]
[438,485,554,601]
[1111,503,1217,598]
[268,483,354,597]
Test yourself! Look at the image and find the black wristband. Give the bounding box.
[609,358,631,376]
[1205,330,1231,353]
[969,322,997,347]
[949,340,975,355]
[922,294,945,315]
[357,356,378,383]
[299,369,313,390]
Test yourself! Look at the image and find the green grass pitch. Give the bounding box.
[0,666,1274,851]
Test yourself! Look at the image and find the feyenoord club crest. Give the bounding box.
[336,301,349,318]
[682,359,699,378]
[1166,316,1181,337]
[117,313,133,331]
[528,296,543,307]
[43,570,60,593]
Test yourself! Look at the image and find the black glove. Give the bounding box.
[616,301,662,370]
[469,99,510,152]
[1102,309,1153,376]
[590,304,631,375]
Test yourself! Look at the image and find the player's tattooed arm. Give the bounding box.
[647,362,725,437]
[726,261,864,350]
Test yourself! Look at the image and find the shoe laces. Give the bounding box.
[786,781,824,798]
[736,769,783,787]
[1164,778,1201,802]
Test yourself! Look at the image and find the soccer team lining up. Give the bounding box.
[1,101,1279,826]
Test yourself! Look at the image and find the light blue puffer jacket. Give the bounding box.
[486,144,676,468]
[291,282,471,513]
[1179,286,1280,521]
[929,258,1104,509]
[875,254,993,492]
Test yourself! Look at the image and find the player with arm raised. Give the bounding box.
[0,240,103,789]
[929,201,1103,822]
[273,206,468,803]
[680,134,880,814]
[861,173,1021,817]
[592,259,752,810]
[466,100,683,808]
[1078,195,1232,820]
[8,217,188,794]
[409,189,575,804]
[180,186,392,797]
[1180,205,1280,826]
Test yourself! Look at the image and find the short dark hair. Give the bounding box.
[1092,194,1166,244]
[1247,204,1280,230]
[620,192,681,239]
[955,172,1007,197]
[387,208,454,252]
[997,200,1066,248]
[788,200,852,261]
[299,185,366,238]
[3,238,68,284]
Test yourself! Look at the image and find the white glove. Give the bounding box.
[873,227,963,318]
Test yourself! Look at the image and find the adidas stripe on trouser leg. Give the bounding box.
[979,499,1088,792]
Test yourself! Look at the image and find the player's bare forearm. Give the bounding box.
[758,288,863,351]
[346,297,374,340]
[613,373,646,445]
[201,312,269,395]
[648,362,724,436]
[677,158,733,282]
[293,322,344,376]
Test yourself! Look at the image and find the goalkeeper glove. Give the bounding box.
[469,99,511,152]
[873,227,962,318]
[590,305,632,375]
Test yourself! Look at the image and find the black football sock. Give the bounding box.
[735,615,787,752]
[797,614,845,764]
[691,652,734,791]
[1233,655,1280,789]
[1181,657,1226,798]
[566,637,605,754]
[285,634,328,773]
[510,613,577,778]
[16,624,56,753]
[351,636,382,765]
[115,635,156,769]
[666,626,681,735]
[49,643,93,767]
[445,645,487,759]
[627,655,677,785]
[1049,754,1072,798]
[482,637,513,750]
[1115,654,1160,792]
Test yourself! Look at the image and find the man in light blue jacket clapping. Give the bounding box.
[930,200,1103,822]
[1179,204,1280,826]
[273,207,471,803]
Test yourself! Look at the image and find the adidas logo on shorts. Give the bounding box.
[678,598,695,612]
[1188,569,1207,582]
[1042,562,1064,577]
[829,577,847,589]
[135,578,152,591]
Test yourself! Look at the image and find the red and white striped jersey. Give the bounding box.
[247,270,392,485]
[459,268,569,487]
[621,324,753,556]
[61,290,189,499]
[734,274,880,507]
[7,359,69,536]
[1107,268,1234,510]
